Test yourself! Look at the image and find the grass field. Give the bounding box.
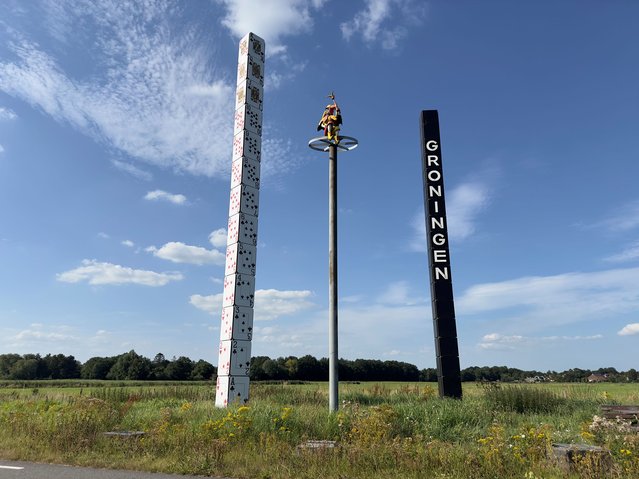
[1,380,638,478]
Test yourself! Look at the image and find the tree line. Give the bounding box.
[0,352,215,381]
[0,352,637,383]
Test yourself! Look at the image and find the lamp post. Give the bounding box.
[309,94,358,412]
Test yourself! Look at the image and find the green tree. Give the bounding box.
[0,354,21,379]
[107,350,151,380]
[151,353,169,380]
[165,356,194,380]
[249,356,270,380]
[283,357,298,379]
[81,356,116,379]
[296,355,324,381]
[191,359,216,380]
[10,358,39,379]
[420,368,438,382]
[262,358,286,380]
[44,354,81,379]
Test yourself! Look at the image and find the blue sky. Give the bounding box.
[1,0,638,371]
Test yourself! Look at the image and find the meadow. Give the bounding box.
[1,380,638,478]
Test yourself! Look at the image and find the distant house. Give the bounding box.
[525,376,545,383]
[587,373,608,383]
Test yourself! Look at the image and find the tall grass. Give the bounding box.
[0,382,638,478]
[481,383,568,413]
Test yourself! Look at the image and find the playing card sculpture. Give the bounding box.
[216,32,265,408]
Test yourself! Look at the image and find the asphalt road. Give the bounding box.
[0,461,232,479]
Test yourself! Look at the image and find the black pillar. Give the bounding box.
[420,110,462,399]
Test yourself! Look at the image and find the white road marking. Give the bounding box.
[0,465,25,470]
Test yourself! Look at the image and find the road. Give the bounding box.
[0,461,233,479]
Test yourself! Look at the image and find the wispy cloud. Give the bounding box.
[604,240,639,263]
[121,240,135,248]
[378,281,416,305]
[111,159,152,181]
[479,332,603,350]
[147,242,225,266]
[0,106,17,120]
[144,190,187,205]
[253,325,305,349]
[411,178,492,251]
[0,323,122,357]
[341,0,427,50]
[458,267,639,332]
[57,259,183,286]
[14,328,78,342]
[591,200,639,233]
[190,289,315,321]
[447,182,492,241]
[0,2,236,177]
[260,135,297,183]
[194,291,431,363]
[618,323,639,336]
[265,61,307,91]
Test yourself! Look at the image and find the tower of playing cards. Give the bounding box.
[215,32,264,408]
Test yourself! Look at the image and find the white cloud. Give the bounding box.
[260,136,297,181]
[0,3,237,177]
[216,0,319,54]
[458,267,639,331]
[618,323,639,336]
[264,61,307,91]
[190,289,315,321]
[479,332,603,350]
[340,0,427,50]
[447,182,492,240]
[111,159,152,181]
[604,241,639,263]
[144,190,187,205]
[0,106,17,120]
[147,242,225,266]
[57,259,183,286]
[253,325,305,348]
[14,328,78,343]
[411,179,491,251]
[0,144,4,155]
[378,281,412,305]
[190,294,220,315]
[121,240,135,248]
[1,323,126,357]
[191,293,432,363]
[209,228,228,248]
[255,289,315,320]
[186,81,234,98]
[597,200,639,232]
